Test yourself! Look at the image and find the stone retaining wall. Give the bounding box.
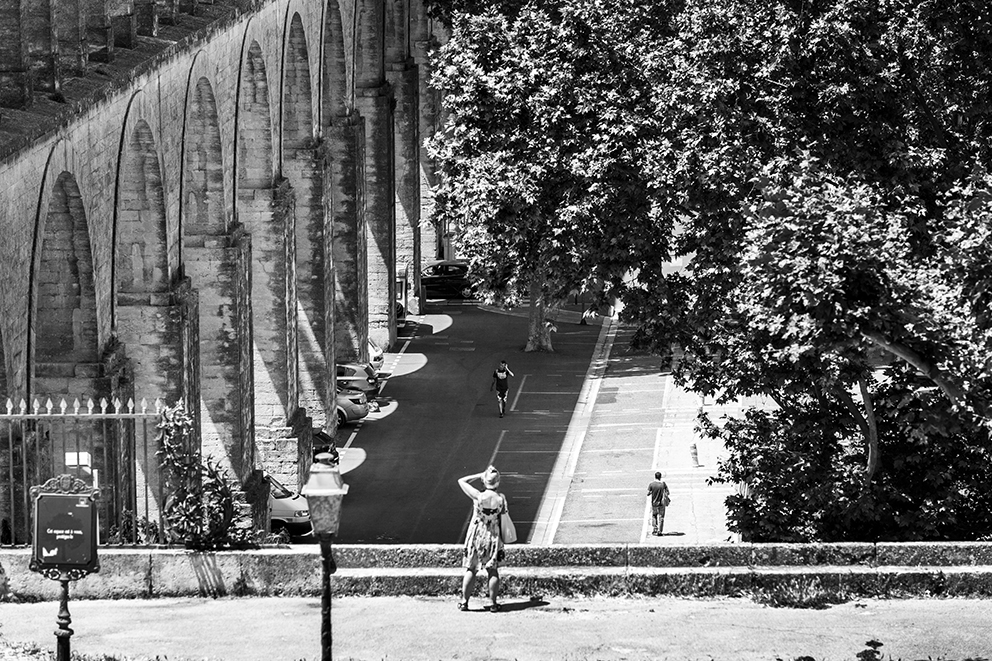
[3,543,992,602]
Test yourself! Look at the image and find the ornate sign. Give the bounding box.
[29,475,101,581]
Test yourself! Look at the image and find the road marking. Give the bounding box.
[589,422,658,428]
[581,488,643,493]
[510,374,528,412]
[580,447,656,453]
[641,409,669,543]
[557,517,643,524]
[520,391,581,395]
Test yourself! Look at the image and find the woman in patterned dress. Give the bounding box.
[457,465,507,612]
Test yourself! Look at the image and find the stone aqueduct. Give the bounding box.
[0,0,444,523]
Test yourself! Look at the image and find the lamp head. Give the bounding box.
[302,460,349,535]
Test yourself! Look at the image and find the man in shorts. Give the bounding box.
[490,360,514,417]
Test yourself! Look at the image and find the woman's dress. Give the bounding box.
[462,495,504,571]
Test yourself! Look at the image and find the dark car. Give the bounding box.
[422,260,473,298]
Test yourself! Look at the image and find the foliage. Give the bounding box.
[106,510,161,546]
[428,0,674,350]
[621,0,992,421]
[706,367,992,542]
[156,402,259,550]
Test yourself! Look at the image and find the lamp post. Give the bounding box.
[302,452,348,661]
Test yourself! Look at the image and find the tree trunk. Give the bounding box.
[524,271,554,352]
[858,376,879,485]
[833,378,878,486]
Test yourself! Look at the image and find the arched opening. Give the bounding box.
[182,75,252,480]
[283,14,332,446]
[237,39,300,483]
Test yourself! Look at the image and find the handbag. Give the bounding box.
[499,494,517,544]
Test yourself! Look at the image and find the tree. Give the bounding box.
[427,0,674,351]
[620,0,992,446]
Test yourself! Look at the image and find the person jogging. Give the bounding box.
[490,360,514,417]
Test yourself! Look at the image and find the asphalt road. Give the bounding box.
[333,302,602,544]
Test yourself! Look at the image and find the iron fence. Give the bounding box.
[0,397,164,547]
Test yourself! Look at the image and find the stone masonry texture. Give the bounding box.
[0,0,440,543]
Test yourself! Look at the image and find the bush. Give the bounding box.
[706,369,992,542]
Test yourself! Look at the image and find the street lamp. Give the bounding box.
[303,452,349,661]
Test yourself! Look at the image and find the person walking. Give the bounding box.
[490,360,514,417]
[457,466,507,612]
[647,471,670,536]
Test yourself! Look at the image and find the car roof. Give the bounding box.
[424,259,468,267]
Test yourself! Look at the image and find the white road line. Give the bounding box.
[589,422,658,428]
[580,447,656,453]
[519,391,581,395]
[558,517,643,524]
[488,429,507,467]
[509,374,528,412]
[581,488,643,493]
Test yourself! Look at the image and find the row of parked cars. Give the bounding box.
[267,259,475,539]
[268,338,386,539]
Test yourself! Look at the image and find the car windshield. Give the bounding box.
[268,476,293,499]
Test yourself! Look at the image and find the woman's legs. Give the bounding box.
[486,568,500,606]
[461,569,476,605]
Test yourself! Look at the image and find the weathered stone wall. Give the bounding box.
[0,0,439,539]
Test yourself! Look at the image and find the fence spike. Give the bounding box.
[59,398,67,414]
[113,397,122,413]
[31,398,40,414]
[5,398,12,414]
[99,397,108,413]
[126,397,135,414]
[19,399,27,414]
[140,398,148,414]
[45,398,53,414]
[73,398,81,414]
[87,398,95,413]
[154,398,164,414]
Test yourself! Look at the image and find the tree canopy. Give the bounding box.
[427,0,674,350]
[427,0,992,539]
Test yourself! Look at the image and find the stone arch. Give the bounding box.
[180,67,253,481]
[384,0,409,66]
[322,0,350,118]
[182,76,227,236]
[283,13,315,153]
[236,34,299,472]
[283,11,333,443]
[33,172,99,370]
[117,120,169,297]
[355,0,385,88]
[238,41,275,191]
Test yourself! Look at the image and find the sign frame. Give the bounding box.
[29,474,101,581]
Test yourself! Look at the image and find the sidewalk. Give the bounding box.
[2,595,991,661]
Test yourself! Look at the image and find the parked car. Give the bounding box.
[336,361,379,396]
[336,386,369,425]
[422,259,473,298]
[368,338,384,372]
[267,475,312,538]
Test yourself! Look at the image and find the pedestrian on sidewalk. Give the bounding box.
[490,360,514,417]
[457,466,507,612]
[647,471,670,536]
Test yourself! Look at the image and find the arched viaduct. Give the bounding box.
[0,0,445,533]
